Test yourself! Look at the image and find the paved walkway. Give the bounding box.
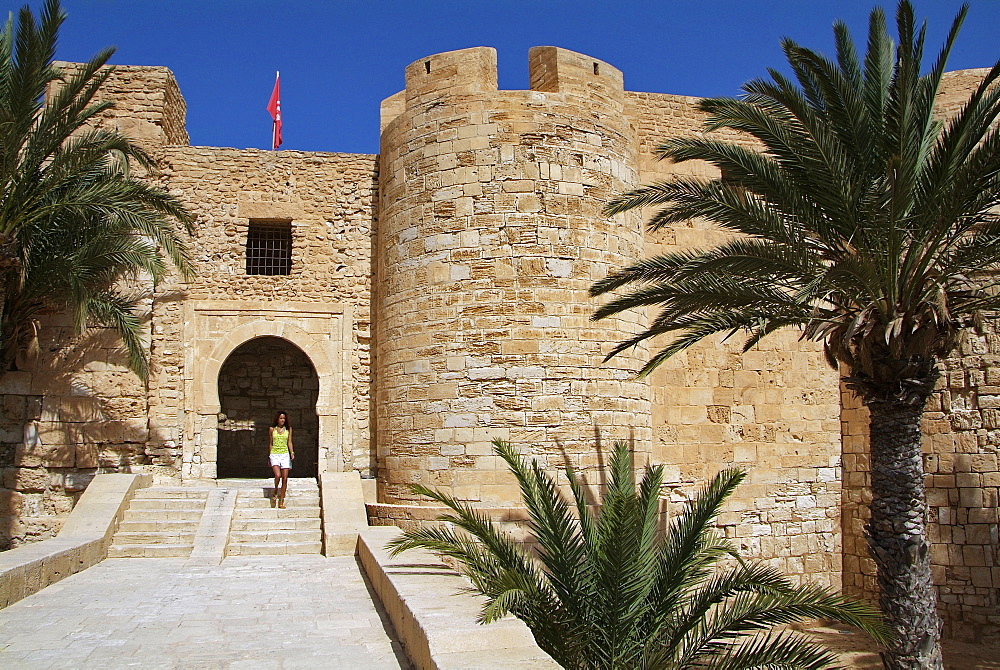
[0,556,411,669]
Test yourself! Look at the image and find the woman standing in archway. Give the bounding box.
[269,411,295,508]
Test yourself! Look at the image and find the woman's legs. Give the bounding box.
[271,464,282,506]
[278,468,290,508]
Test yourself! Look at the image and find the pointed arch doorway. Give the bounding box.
[216,336,319,478]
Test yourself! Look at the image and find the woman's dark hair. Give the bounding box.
[272,411,291,429]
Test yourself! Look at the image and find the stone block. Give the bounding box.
[0,372,31,395]
[75,443,99,469]
[40,550,71,588]
[63,472,95,492]
[3,468,47,493]
[15,442,75,468]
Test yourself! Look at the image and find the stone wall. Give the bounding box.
[4,49,996,643]
[0,319,151,548]
[622,91,843,588]
[1,65,377,542]
[52,62,190,150]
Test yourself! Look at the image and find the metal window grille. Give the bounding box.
[246,222,292,275]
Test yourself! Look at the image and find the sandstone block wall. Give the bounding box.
[2,48,996,642]
[0,64,193,546]
[622,91,843,587]
[375,47,652,506]
[52,62,189,150]
[0,319,150,548]
[1,67,378,541]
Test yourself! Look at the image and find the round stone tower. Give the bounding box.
[376,46,652,504]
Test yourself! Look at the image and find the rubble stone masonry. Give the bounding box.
[0,50,995,640]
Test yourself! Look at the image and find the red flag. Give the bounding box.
[267,72,282,150]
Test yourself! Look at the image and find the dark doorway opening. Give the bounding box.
[216,336,319,478]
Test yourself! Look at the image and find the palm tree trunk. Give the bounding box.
[866,400,943,670]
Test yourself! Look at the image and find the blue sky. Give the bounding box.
[42,1,1000,154]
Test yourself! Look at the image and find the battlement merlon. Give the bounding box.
[52,62,190,150]
[528,46,624,100]
[404,47,499,105]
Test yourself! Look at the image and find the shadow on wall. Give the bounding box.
[0,317,169,550]
[365,166,378,479]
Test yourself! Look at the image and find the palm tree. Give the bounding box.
[389,439,888,669]
[590,2,1000,668]
[0,0,193,381]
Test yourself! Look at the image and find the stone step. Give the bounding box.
[108,543,194,558]
[112,531,197,544]
[237,485,319,495]
[235,496,319,509]
[220,478,319,489]
[225,541,322,556]
[117,519,200,533]
[128,498,209,511]
[123,508,205,522]
[229,529,321,544]
[131,488,210,500]
[232,506,320,520]
[230,518,321,532]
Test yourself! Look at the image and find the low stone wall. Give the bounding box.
[367,502,529,525]
[357,527,558,669]
[367,502,533,544]
[0,473,149,608]
[318,472,368,556]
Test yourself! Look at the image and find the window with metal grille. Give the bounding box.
[246,221,292,275]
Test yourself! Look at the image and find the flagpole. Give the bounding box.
[272,71,279,151]
[267,70,281,151]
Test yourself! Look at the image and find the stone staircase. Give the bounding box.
[109,487,209,558]
[226,480,322,556]
[108,479,324,559]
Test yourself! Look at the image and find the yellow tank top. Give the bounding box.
[271,429,289,454]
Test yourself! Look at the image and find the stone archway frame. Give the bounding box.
[183,300,351,479]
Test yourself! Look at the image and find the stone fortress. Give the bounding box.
[0,46,996,640]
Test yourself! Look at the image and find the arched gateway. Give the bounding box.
[216,337,319,478]
[189,313,346,479]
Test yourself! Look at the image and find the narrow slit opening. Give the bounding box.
[593,62,600,75]
[425,61,431,74]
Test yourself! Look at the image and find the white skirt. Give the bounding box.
[269,453,292,470]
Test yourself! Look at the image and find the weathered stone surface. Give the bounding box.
[0,474,149,608]
[377,47,652,509]
[359,526,558,668]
